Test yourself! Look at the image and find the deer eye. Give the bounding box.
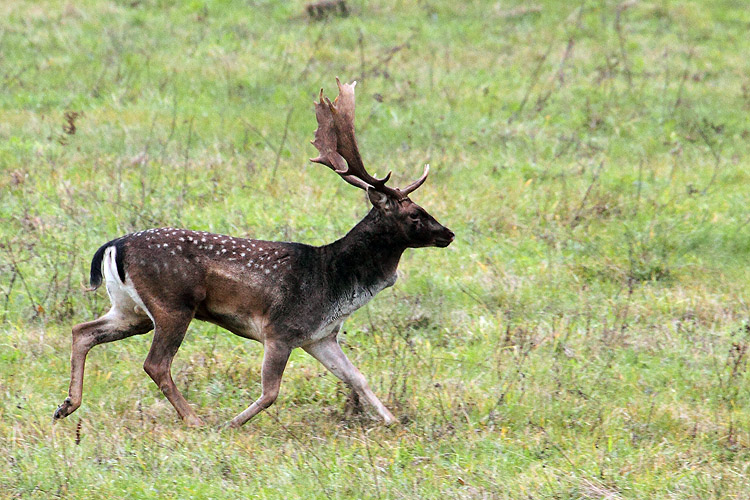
[409,213,421,221]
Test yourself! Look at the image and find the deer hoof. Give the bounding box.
[53,398,74,421]
[185,416,205,428]
[216,420,237,431]
[383,415,398,427]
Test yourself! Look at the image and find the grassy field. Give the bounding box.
[2,0,750,498]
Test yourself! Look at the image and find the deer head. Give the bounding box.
[311,78,454,249]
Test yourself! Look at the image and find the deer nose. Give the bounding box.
[435,228,455,247]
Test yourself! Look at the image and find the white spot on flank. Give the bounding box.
[221,248,227,253]
[179,237,185,242]
[240,253,245,257]
[264,268,270,274]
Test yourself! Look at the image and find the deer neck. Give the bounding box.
[322,208,406,294]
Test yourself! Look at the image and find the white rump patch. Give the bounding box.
[102,246,154,325]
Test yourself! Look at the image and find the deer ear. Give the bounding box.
[367,187,391,211]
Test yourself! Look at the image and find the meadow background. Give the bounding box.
[1,0,749,498]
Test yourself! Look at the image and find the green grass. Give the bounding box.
[2,0,750,498]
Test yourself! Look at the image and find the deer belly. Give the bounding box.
[195,303,264,341]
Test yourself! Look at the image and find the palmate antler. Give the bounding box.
[310,78,428,200]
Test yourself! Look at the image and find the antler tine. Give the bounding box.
[400,164,430,197]
[310,88,343,171]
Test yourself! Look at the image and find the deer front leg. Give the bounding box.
[304,337,396,425]
[228,341,291,428]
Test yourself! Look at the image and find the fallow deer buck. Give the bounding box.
[54,79,454,428]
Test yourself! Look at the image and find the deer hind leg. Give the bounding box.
[54,311,153,421]
[228,340,291,428]
[304,337,396,425]
[142,309,204,427]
